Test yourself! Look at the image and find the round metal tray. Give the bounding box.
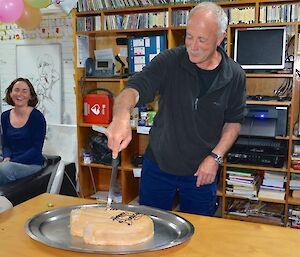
[25,203,194,254]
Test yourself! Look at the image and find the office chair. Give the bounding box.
[0,155,61,206]
[47,160,65,194]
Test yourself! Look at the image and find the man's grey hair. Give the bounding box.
[188,2,228,35]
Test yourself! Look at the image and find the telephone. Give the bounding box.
[85,57,115,78]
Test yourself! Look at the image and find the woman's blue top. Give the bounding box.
[1,108,46,166]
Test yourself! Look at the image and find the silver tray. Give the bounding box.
[25,203,194,254]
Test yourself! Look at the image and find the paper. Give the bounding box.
[94,48,114,61]
[134,64,144,72]
[134,56,145,64]
[119,47,128,57]
[76,35,89,68]
[149,53,158,62]
[134,47,145,55]
[133,38,144,47]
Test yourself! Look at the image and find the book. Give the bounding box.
[258,188,285,200]
[292,190,300,199]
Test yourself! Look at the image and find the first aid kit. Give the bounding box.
[83,88,113,124]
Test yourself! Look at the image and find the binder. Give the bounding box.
[128,34,166,74]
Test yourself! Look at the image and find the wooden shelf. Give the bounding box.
[224,214,284,226]
[80,162,116,169]
[76,27,169,36]
[246,100,291,106]
[225,163,288,172]
[246,73,294,78]
[79,77,129,82]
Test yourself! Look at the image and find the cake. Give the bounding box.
[70,207,154,245]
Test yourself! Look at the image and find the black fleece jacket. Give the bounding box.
[127,45,246,176]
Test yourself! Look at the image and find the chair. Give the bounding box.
[0,196,13,213]
[0,155,61,206]
[47,159,65,194]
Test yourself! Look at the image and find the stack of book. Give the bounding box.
[290,173,300,198]
[226,169,261,199]
[289,206,300,228]
[227,199,284,224]
[258,171,286,200]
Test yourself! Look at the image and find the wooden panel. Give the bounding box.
[246,77,289,96]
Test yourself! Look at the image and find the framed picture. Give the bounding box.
[16,44,62,124]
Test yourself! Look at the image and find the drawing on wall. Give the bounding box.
[16,44,62,124]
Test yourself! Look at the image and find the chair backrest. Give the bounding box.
[47,160,65,194]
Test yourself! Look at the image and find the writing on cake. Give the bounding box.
[70,207,154,245]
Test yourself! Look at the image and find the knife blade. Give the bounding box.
[107,156,119,208]
[91,125,120,207]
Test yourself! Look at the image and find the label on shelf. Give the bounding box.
[133,168,142,177]
[137,126,151,135]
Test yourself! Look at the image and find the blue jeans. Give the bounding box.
[0,161,43,186]
[139,155,219,216]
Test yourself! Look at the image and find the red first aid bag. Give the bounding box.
[83,88,113,124]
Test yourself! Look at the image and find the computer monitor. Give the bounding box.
[233,27,286,71]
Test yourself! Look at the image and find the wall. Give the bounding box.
[0,11,76,124]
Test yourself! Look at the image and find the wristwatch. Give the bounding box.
[210,152,223,165]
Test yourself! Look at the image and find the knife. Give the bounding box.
[107,156,119,208]
[92,125,120,207]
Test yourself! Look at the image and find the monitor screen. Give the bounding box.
[233,27,286,70]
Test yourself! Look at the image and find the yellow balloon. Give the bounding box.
[16,3,41,30]
[25,0,50,9]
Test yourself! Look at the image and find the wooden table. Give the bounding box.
[0,193,299,257]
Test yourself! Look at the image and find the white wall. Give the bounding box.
[0,12,76,124]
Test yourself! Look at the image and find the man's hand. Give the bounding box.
[106,117,132,159]
[194,156,218,186]
[1,157,10,163]
[106,88,139,159]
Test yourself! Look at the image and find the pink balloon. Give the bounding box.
[0,0,24,23]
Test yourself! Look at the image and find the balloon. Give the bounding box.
[25,0,50,8]
[0,0,24,23]
[16,3,41,30]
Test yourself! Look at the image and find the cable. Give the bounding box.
[275,78,292,98]
[88,166,97,194]
[64,171,82,198]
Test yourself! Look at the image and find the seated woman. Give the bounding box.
[0,78,46,186]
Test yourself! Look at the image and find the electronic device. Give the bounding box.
[247,95,291,101]
[234,27,286,71]
[85,57,115,77]
[240,105,288,137]
[227,137,287,168]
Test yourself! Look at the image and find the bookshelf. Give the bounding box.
[73,0,300,226]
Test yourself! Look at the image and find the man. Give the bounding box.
[106,2,246,215]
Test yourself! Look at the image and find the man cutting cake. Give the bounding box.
[106,2,246,216]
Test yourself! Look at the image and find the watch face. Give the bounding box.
[216,156,223,165]
[210,152,223,165]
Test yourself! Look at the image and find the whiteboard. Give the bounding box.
[16,44,62,124]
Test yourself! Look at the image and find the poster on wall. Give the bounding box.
[16,44,62,124]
